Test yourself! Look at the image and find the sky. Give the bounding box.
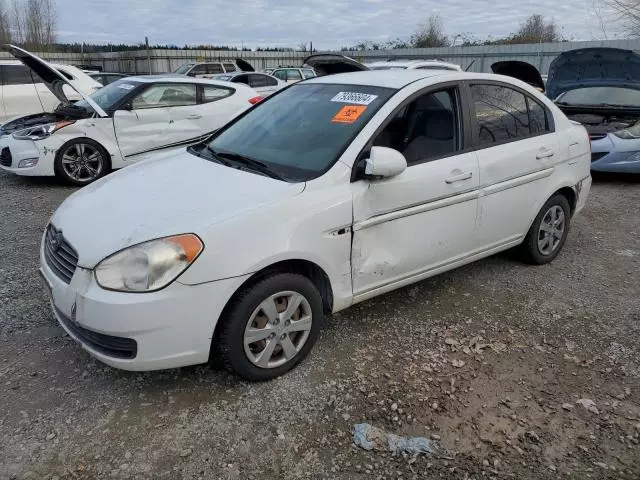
[56,0,626,49]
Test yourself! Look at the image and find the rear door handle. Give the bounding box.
[536,148,555,159]
[187,114,202,119]
[445,171,473,184]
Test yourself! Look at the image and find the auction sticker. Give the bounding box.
[118,84,135,90]
[331,91,378,105]
[332,105,367,124]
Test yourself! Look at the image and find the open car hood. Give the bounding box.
[235,58,254,72]
[491,61,545,91]
[303,54,369,76]
[546,48,640,100]
[3,44,107,117]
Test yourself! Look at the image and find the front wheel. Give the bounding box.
[217,273,324,381]
[54,139,110,186]
[520,194,571,265]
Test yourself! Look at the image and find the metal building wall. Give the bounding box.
[1,38,639,74]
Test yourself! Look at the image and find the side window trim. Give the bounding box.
[466,80,555,151]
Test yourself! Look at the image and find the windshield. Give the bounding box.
[556,87,640,107]
[174,64,194,74]
[200,83,395,181]
[369,65,408,70]
[75,79,141,111]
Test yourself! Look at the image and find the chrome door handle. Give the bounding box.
[445,171,473,184]
[187,114,202,119]
[536,148,555,159]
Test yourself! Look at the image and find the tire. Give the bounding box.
[520,194,571,265]
[54,138,110,186]
[217,273,324,381]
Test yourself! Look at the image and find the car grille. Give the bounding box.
[589,133,607,141]
[0,147,12,167]
[591,152,608,163]
[54,305,138,359]
[44,224,78,284]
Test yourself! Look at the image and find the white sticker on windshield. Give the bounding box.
[331,92,378,105]
[118,84,135,90]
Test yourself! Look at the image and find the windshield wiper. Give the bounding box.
[188,144,233,167]
[208,148,285,181]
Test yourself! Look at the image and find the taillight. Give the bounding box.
[248,96,264,105]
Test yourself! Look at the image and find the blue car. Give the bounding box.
[493,48,640,173]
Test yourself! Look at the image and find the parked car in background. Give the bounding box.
[173,59,254,78]
[215,72,285,96]
[89,72,129,86]
[0,60,102,122]
[491,48,640,173]
[270,67,316,83]
[40,67,590,380]
[366,59,462,71]
[0,45,261,185]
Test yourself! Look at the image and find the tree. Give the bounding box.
[8,0,56,49]
[410,15,448,48]
[510,14,561,44]
[0,0,11,43]
[605,0,640,36]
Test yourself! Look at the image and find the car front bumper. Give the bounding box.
[40,233,250,371]
[0,135,58,176]
[590,135,640,174]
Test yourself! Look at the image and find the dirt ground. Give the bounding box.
[1,172,639,480]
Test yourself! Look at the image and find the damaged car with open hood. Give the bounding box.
[0,45,261,185]
[491,48,640,174]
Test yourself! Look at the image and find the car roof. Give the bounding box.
[367,60,460,69]
[305,70,528,89]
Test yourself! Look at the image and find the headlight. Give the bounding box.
[95,234,204,292]
[614,122,640,140]
[12,120,75,140]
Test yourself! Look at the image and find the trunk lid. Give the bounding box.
[3,44,108,117]
[491,61,545,91]
[235,58,255,72]
[546,47,640,100]
[303,54,369,76]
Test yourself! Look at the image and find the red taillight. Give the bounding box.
[248,96,264,105]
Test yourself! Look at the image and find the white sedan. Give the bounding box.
[40,68,592,380]
[0,45,261,185]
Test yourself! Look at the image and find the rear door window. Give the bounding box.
[132,83,197,109]
[286,69,303,81]
[206,64,223,75]
[248,74,276,88]
[302,69,316,79]
[223,63,237,72]
[201,85,234,103]
[273,70,287,81]
[471,84,530,146]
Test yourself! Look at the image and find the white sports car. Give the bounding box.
[0,45,262,185]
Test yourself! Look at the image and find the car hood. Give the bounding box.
[50,150,305,268]
[303,54,369,76]
[546,47,640,100]
[236,58,255,72]
[491,61,545,91]
[3,44,107,117]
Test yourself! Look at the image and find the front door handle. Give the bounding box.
[536,148,555,159]
[445,171,473,184]
[187,114,202,119]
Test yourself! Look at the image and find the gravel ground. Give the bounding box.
[1,171,639,480]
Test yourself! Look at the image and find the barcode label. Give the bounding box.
[331,92,378,105]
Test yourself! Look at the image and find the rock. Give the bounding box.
[391,403,398,411]
[431,434,440,440]
[45,432,56,441]
[525,431,541,443]
[451,359,465,368]
[562,403,574,411]
[124,451,132,460]
[431,402,438,410]
[549,465,557,472]
[445,338,459,346]
[179,449,192,458]
[342,413,351,421]
[576,398,599,414]
[594,462,608,469]
[482,459,490,467]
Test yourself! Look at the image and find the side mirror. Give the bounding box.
[364,146,407,179]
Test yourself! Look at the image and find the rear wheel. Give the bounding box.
[217,273,323,381]
[54,139,110,186]
[520,194,571,265]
